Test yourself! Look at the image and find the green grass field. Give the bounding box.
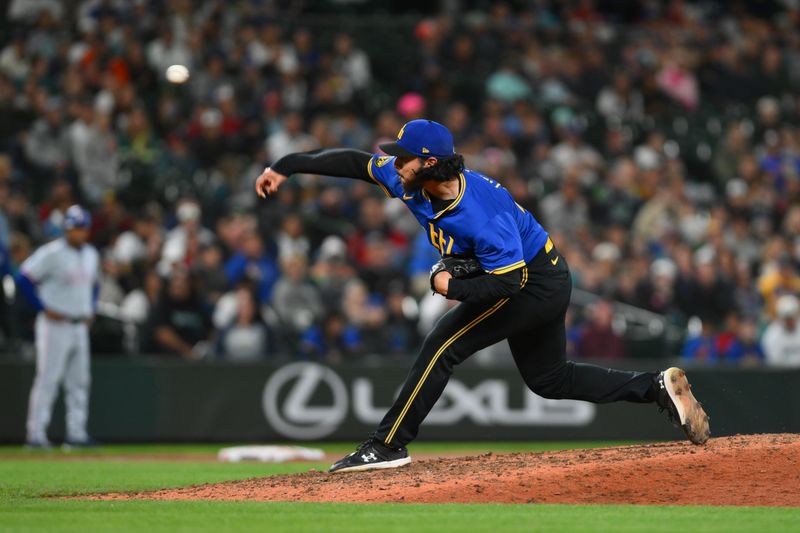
[1,442,798,533]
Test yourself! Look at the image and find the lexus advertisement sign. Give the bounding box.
[3,359,793,442]
[262,362,598,440]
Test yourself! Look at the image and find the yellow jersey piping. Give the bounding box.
[432,173,466,220]
[366,158,393,198]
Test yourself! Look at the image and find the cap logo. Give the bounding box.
[397,124,406,140]
[421,147,429,154]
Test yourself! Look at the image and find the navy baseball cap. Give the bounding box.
[63,205,91,230]
[380,119,455,158]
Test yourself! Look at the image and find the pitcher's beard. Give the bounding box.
[401,172,424,193]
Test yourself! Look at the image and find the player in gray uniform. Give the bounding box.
[17,205,100,448]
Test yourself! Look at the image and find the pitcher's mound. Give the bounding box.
[97,434,800,506]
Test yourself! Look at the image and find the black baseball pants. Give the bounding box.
[376,242,658,448]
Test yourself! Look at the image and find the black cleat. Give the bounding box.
[329,438,411,473]
[656,367,710,445]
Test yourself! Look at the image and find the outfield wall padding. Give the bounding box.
[1,359,797,442]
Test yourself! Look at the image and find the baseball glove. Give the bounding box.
[429,256,483,293]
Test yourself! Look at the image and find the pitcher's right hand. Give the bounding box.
[255,167,288,198]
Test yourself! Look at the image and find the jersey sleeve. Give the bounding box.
[474,213,526,275]
[20,245,53,282]
[366,155,402,198]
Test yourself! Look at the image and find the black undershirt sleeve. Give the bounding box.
[447,268,523,303]
[270,148,373,182]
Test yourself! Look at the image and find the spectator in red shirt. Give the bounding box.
[577,299,626,359]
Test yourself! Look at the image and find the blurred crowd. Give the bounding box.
[1,0,799,366]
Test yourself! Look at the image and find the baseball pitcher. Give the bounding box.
[256,119,710,473]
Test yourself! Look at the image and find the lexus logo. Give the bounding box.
[263,362,596,440]
[262,362,348,439]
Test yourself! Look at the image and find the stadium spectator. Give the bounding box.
[120,268,162,327]
[0,31,31,82]
[89,194,133,249]
[159,198,215,276]
[111,210,163,270]
[383,283,421,357]
[539,172,589,238]
[762,295,800,367]
[275,213,310,262]
[681,320,718,364]
[146,26,192,76]
[731,260,762,322]
[73,108,119,205]
[150,268,211,359]
[715,314,764,366]
[271,252,324,349]
[635,258,678,316]
[307,237,354,316]
[675,249,736,330]
[576,299,626,359]
[299,311,363,362]
[223,228,279,304]
[97,253,125,308]
[341,279,386,354]
[38,180,77,240]
[188,108,234,169]
[23,97,70,185]
[331,33,371,99]
[596,70,644,123]
[3,185,40,243]
[192,242,228,306]
[215,286,269,361]
[758,252,800,319]
[266,111,317,163]
[347,196,408,294]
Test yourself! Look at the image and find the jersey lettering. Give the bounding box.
[367,155,549,270]
[429,223,454,255]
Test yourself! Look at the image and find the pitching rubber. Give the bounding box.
[330,457,412,474]
[664,367,711,445]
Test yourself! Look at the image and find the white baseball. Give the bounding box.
[165,64,190,84]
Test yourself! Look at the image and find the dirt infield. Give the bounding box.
[94,434,800,506]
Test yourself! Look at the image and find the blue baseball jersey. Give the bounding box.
[367,155,549,274]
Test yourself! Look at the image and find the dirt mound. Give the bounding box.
[94,434,800,506]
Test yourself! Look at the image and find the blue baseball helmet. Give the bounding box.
[63,205,91,230]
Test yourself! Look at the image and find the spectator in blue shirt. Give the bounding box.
[224,229,279,304]
[681,320,718,363]
[299,312,363,362]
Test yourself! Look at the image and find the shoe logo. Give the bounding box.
[550,256,559,266]
[403,194,414,200]
[361,452,377,462]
